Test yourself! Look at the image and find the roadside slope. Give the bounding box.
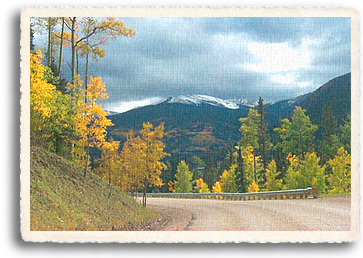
[30,147,156,231]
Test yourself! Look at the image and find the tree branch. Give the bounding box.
[64,19,73,31]
[75,27,99,47]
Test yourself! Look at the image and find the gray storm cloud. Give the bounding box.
[39,17,350,106]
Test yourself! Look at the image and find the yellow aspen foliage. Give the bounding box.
[212,181,222,193]
[286,153,297,163]
[239,109,260,149]
[264,160,283,191]
[241,146,255,184]
[327,147,351,194]
[66,76,85,160]
[219,164,238,193]
[66,74,85,112]
[194,178,210,193]
[168,181,174,192]
[118,123,168,204]
[140,122,168,188]
[248,180,259,193]
[241,145,264,188]
[284,154,302,190]
[30,51,56,118]
[300,152,326,193]
[54,31,72,47]
[98,17,136,38]
[98,138,120,187]
[119,132,146,193]
[284,152,326,192]
[76,76,114,177]
[139,122,169,206]
[173,160,193,193]
[30,51,73,151]
[274,106,318,158]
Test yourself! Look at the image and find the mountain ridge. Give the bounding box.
[107,72,351,161]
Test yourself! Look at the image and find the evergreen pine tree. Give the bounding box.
[204,157,219,189]
[339,115,351,153]
[256,97,272,172]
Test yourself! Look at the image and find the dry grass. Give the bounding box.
[30,146,156,231]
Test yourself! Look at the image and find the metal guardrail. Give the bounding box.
[137,187,318,201]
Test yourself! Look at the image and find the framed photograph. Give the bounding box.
[20,7,359,243]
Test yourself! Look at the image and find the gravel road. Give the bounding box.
[146,197,351,231]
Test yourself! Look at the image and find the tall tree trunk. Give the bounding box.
[84,138,89,178]
[262,141,266,171]
[299,129,304,159]
[47,20,51,66]
[76,50,79,76]
[50,34,54,68]
[71,17,76,85]
[84,46,89,104]
[143,143,150,207]
[58,18,64,76]
[253,150,257,182]
[238,147,244,192]
[69,18,77,155]
[108,156,111,186]
[143,181,147,207]
[109,155,112,196]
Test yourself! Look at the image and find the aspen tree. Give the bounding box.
[212,181,222,193]
[327,147,351,194]
[274,106,318,159]
[99,138,120,191]
[77,76,113,177]
[140,122,168,206]
[264,160,283,191]
[248,180,259,193]
[219,164,238,193]
[240,109,260,182]
[173,161,193,193]
[194,178,210,193]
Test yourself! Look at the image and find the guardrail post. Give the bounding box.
[312,186,319,198]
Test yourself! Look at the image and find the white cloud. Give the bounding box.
[298,82,309,88]
[105,97,166,113]
[245,42,311,73]
[271,73,294,84]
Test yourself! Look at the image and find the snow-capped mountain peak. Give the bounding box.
[105,94,257,114]
[226,98,257,108]
[167,94,239,109]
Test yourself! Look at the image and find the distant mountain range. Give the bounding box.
[106,94,258,114]
[107,73,351,161]
[266,73,351,128]
[166,94,240,109]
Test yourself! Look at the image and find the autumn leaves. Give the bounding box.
[30,50,168,207]
[98,123,168,207]
[30,18,170,207]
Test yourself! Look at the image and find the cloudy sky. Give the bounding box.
[40,17,351,111]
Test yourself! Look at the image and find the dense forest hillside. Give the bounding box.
[267,73,351,128]
[108,102,250,161]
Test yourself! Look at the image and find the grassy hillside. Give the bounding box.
[30,146,156,231]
